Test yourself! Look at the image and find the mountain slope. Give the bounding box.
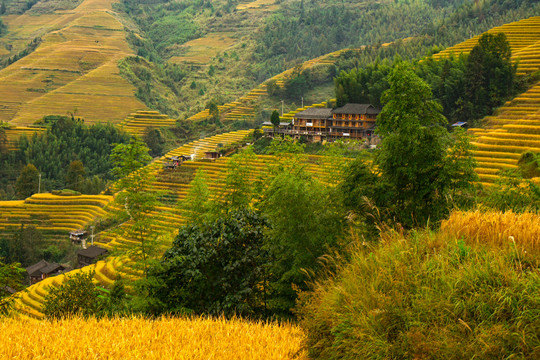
[436,16,540,184]
[0,0,146,126]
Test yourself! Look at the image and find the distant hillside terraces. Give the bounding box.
[0,0,146,126]
[433,16,540,76]
[433,16,540,185]
[118,110,176,137]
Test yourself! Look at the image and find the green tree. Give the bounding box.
[261,165,346,317]
[42,271,102,319]
[65,160,86,192]
[179,169,213,225]
[207,100,220,121]
[143,127,165,157]
[8,225,45,267]
[0,260,25,316]
[140,208,270,317]
[110,138,158,275]
[518,151,540,179]
[0,127,7,154]
[443,128,479,207]
[375,63,450,227]
[270,110,280,132]
[220,148,257,212]
[15,164,39,199]
[461,32,516,122]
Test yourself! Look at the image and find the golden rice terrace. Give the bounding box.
[435,16,540,185]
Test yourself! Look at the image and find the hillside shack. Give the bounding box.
[69,230,88,245]
[205,151,221,160]
[77,246,108,268]
[26,260,68,285]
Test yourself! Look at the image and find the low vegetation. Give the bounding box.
[0,116,130,199]
[297,228,540,359]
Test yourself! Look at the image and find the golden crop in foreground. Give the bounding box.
[441,210,540,253]
[0,316,306,360]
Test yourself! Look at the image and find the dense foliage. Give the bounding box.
[340,63,478,229]
[136,142,346,318]
[0,117,130,198]
[254,0,540,78]
[0,259,25,316]
[41,271,127,319]
[0,225,64,267]
[297,230,540,359]
[111,0,540,115]
[139,208,270,317]
[110,138,157,274]
[336,32,520,126]
[118,56,186,117]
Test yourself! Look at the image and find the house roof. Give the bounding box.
[332,103,380,115]
[26,260,50,277]
[77,245,108,259]
[294,108,333,119]
[1,286,17,294]
[40,263,64,275]
[262,121,292,126]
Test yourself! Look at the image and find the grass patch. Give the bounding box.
[297,229,540,359]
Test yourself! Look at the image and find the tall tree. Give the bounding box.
[270,110,280,131]
[261,163,346,317]
[15,164,39,199]
[110,138,158,275]
[375,63,450,227]
[0,260,25,316]
[65,160,86,192]
[143,127,165,157]
[461,32,515,122]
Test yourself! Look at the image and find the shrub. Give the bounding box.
[297,230,540,359]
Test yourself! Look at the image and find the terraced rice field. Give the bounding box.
[3,126,45,150]
[237,0,278,11]
[0,0,146,126]
[7,129,338,318]
[467,81,540,184]
[0,193,112,239]
[431,16,540,184]
[186,48,356,124]
[433,16,540,76]
[118,110,176,136]
[168,32,237,65]
[8,130,262,318]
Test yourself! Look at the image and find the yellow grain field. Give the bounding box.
[0,316,307,360]
[169,32,237,65]
[440,209,540,253]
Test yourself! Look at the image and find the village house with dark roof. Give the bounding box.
[263,103,380,142]
[26,260,69,285]
[77,245,108,268]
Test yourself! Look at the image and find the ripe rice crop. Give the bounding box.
[441,210,540,253]
[0,2,145,126]
[0,316,306,359]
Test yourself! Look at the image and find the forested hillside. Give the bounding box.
[105,0,540,117]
